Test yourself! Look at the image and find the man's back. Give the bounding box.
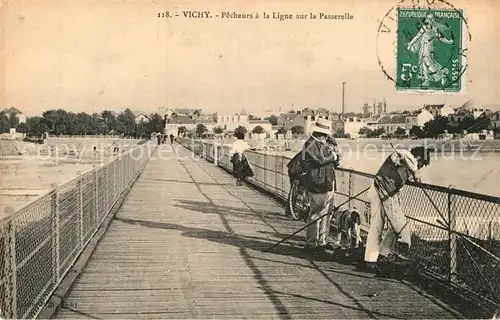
[302,137,336,193]
[375,150,419,198]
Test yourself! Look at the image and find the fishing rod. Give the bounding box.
[266,111,498,251]
[263,185,371,252]
[388,110,499,226]
[389,143,450,228]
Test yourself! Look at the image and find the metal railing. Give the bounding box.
[0,141,156,319]
[178,137,500,314]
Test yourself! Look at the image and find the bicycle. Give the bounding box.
[285,136,340,222]
[286,173,311,221]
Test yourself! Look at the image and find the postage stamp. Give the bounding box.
[376,0,471,95]
[396,8,463,92]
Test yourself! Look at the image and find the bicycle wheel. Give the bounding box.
[288,180,310,221]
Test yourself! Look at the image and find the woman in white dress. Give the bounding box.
[229,130,251,186]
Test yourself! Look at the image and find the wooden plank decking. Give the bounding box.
[55,145,462,319]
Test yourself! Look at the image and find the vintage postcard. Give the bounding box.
[1,0,499,319]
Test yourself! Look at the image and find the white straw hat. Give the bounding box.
[311,118,332,135]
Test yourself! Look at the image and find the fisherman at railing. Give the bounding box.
[359,145,431,273]
[300,118,341,255]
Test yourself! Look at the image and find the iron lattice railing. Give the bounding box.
[178,137,500,314]
[0,141,156,319]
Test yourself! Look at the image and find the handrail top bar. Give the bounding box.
[0,190,57,225]
[186,138,500,203]
[0,141,153,224]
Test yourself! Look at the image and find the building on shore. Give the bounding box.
[448,108,471,123]
[424,104,455,118]
[377,114,406,134]
[247,120,272,133]
[164,108,273,136]
[174,108,203,117]
[2,107,26,124]
[195,119,217,132]
[453,100,494,119]
[405,108,434,130]
[277,110,337,135]
[165,115,196,132]
[215,109,249,131]
[362,103,373,118]
[365,99,388,117]
[277,112,297,127]
[132,111,149,124]
[334,116,367,138]
[252,109,280,120]
[491,112,500,131]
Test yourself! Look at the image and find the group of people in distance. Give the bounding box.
[229,117,431,273]
[155,132,176,145]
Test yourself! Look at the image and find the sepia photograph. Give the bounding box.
[1,0,499,318]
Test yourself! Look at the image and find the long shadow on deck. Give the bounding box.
[114,216,399,319]
[183,160,463,319]
[114,159,414,319]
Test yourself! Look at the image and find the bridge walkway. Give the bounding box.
[54,145,462,319]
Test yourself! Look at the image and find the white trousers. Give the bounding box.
[364,183,411,263]
[305,191,335,248]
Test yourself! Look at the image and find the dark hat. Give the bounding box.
[410,146,431,166]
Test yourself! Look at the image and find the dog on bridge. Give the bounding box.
[329,207,365,265]
[331,207,363,250]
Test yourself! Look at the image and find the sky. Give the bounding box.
[2,0,499,117]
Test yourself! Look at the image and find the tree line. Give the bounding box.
[0,108,166,138]
[179,124,270,139]
[358,114,495,139]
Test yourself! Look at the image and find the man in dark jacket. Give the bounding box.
[301,118,340,254]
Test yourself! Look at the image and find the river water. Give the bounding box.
[0,139,141,217]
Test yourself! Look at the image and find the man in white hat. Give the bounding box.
[300,118,340,255]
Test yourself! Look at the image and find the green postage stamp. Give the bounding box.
[396,8,465,92]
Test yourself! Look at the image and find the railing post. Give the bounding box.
[127,153,130,184]
[105,164,109,212]
[348,169,354,210]
[122,156,126,191]
[282,156,285,198]
[114,159,117,202]
[51,184,60,284]
[4,207,17,319]
[264,154,268,188]
[448,185,457,283]
[274,155,279,193]
[210,143,214,163]
[214,144,219,165]
[94,166,99,227]
[488,220,493,241]
[77,172,83,249]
